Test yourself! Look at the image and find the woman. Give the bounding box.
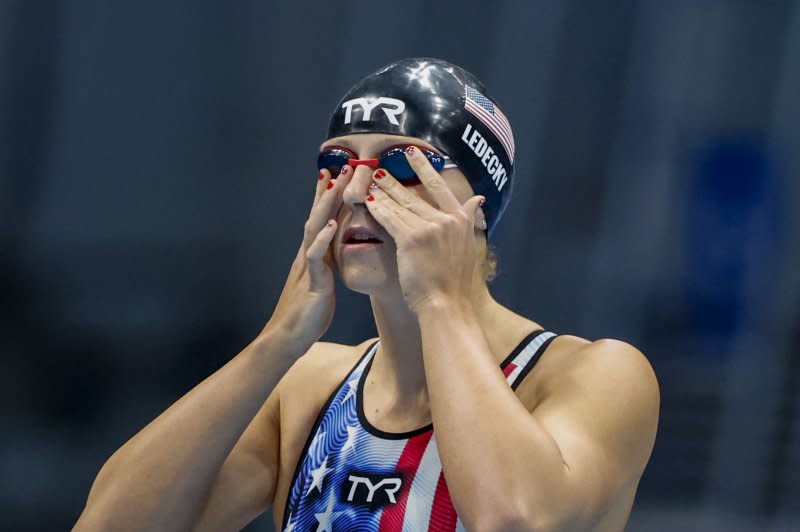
[75,58,659,532]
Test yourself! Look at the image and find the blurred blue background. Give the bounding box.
[2,1,799,530]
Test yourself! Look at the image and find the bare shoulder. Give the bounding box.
[277,337,378,397]
[531,334,660,476]
[278,339,376,409]
[534,334,659,403]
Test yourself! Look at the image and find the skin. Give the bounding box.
[74,133,659,532]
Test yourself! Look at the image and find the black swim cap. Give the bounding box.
[327,58,515,235]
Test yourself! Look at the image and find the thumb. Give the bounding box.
[306,219,337,291]
[464,195,487,231]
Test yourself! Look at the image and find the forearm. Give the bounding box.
[78,328,306,531]
[418,299,570,529]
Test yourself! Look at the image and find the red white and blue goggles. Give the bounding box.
[317,145,457,185]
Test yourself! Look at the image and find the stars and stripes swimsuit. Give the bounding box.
[282,329,557,532]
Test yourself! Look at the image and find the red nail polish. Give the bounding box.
[479,197,486,207]
[375,169,385,179]
[340,166,348,175]
[318,171,325,181]
[405,146,416,156]
[367,194,375,202]
[326,181,334,190]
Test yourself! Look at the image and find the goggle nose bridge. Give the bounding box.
[346,158,380,169]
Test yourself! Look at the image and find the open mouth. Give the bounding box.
[342,226,384,247]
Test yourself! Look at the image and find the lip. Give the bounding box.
[342,225,384,247]
[342,242,383,252]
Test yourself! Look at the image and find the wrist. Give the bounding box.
[254,323,316,362]
[414,293,474,321]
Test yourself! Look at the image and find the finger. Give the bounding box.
[322,164,352,222]
[371,168,443,221]
[365,185,422,241]
[306,219,337,290]
[404,146,461,212]
[313,168,332,206]
[463,195,488,231]
[313,164,350,208]
[304,167,349,246]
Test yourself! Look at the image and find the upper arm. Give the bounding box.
[532,339,660,522]
[191,374,283,531]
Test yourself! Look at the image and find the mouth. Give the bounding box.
[342,225,384,250]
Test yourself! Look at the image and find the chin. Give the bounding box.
[338,263,397,295]
[334,247,401,295]
[334,238,399,295]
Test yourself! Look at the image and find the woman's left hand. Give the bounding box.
[365,146,486,313]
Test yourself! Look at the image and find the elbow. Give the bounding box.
[467,507,530,532]
[73,491,121,532]
[471,505,572,532]
[476,518,564,532]
[73,507,106,532]
[73,467,125,531]
[477,515,533,532]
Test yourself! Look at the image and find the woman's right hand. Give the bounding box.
[264,165,352,347]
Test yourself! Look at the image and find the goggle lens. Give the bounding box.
[317,148,351,177]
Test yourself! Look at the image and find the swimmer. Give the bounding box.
[75,58,659,532]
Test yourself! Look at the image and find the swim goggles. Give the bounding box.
[318,145,457,185]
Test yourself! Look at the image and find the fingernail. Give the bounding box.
[367,194,375,202]
[340,166,349,175]
[327,219,334,227]
[326,180,334,190]
[481,219,488,230]
[369,182,379,191]
[405,146,416,157]
[318,171,325,181]
[479,197,486,207]
[374,169,385,179]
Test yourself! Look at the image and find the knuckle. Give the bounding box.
[418,225,436,242]
[398,196,416,210]
[405,233,421,247]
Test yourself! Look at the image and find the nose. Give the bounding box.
[342,162,376,207]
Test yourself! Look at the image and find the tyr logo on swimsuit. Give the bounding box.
[341,97,406,125]
[345,474,403,505]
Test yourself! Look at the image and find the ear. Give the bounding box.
[464,195,487,231]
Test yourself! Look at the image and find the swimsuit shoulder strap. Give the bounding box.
[502,329,558,390]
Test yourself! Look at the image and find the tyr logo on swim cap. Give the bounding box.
[326,58,515,235]
[341,97,406,126]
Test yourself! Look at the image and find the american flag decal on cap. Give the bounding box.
[464,85,515,163]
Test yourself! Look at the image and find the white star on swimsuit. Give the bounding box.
[309,430,326,455]
[340,425,358,456]
[314,490,344,532]
[342,378,359,403]
[306,455,332,496]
